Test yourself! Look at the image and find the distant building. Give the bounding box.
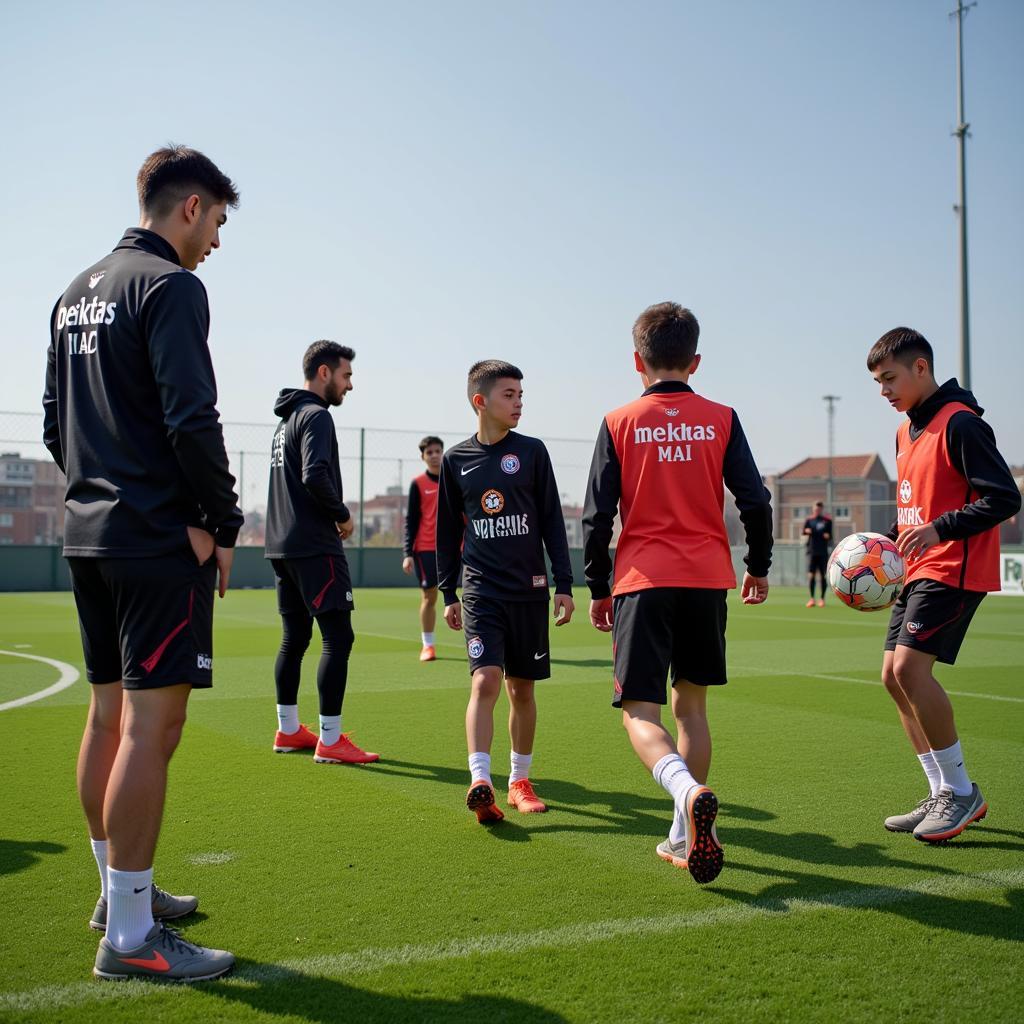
[774,454,894,541]
[0,453,65,545]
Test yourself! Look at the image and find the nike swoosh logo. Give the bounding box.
[425,489,437,494]
[534,652,547,660]
[120,950,171,972]
[896,451,907,459]
[460,464,484,476]
[133,886,149,894]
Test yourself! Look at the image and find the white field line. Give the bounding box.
[1,868,1020,1014]
[0,649,80,711]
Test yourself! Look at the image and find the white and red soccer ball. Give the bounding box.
[827,532,905,612]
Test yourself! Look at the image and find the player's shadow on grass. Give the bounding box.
[549,658,613,669]
[202,961,569,1023]
[0,838,66,876]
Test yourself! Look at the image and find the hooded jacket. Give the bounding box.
[264,388,350,559]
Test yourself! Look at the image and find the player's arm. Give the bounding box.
[582,418,620,629]
[402,480,421,571]
[722,410,772,602]
[436,454,465,627]
[298,409,351,531]
[42,310,65,473]
[802,519,812,536]
[535,442,574,624]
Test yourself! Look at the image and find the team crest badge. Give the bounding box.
[665,408,679,417]
[899,479,912,503]
[481,489,504,514]
[500,454,520,475]
[467,636,485,659]
[906,621,923,634]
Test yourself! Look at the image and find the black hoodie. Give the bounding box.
[888,379,1021,542]
[42,228,242,556]
[264,389,350,559]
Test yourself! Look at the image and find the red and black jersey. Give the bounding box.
[403,471,440,557]
[583,381,772,598]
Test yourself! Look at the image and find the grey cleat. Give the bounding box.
[94,922,234,982]
[656,837,688,869]
[883,795,936,834]
[912,784,987,843]
[90,884,199,932]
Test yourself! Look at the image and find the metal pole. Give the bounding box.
[951,0,976,389]
[823,395,840,515]
[358,427,365,587]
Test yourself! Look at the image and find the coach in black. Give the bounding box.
[264,342,379,766]
[43,147,240,981]
[803,501,833,607]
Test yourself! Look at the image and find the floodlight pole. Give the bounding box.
[951,0,976,389]
[823,395,840,514]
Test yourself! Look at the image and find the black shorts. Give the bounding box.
[611,587,728,707]
[461,593,550,679]
[885,578,986,665]
[67,546,216,689]
[412,551,438,590]
[807,553,828,574]
[271,554,354,617]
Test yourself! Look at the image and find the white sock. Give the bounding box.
[469,751,492,785]
[932,740,972,797]
[917,751,942,798]
[277,704,300,735]
[90,838,108,900]
[509,750,532,784]
[653,754,697,845]
[422,632,435,646]
[107,866,155,951]
[319,714,342,747]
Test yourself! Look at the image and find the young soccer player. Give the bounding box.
[43,146,240,980]
[583,303,773,884]
[437,361,574,822]
[402,435,444,662]
[265,341,379,766]
[868,328,1020,842]
[803,501,832,607]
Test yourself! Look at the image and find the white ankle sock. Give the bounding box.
[107,867,154,951]
[469,751,492,785]
[319,714,341,746]
[422,632,435,646]
[917,751,942,798]
[90,838,108,900]
[509,750,532,784]
[277,704,299,734]
[932,741,972,797]
[652,754,697,844]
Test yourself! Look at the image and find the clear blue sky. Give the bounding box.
[2,0,1021,488]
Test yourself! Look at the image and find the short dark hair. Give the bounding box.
[633,302,700,371]
[467,360,523,408]
[419,435,444,453]
[866,327,934,373]
[303,340,355,381]
[814,501,824,509]
[137,145,240,218]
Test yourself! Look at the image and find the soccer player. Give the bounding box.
[264,341,379,766]
[868,328,1020,842]
[437,361,574,822]
[402,435,444,662]
[583,303,773,884]
[803,501,832,607]
[42,146,240,980]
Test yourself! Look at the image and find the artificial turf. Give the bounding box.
[0,585,1021,1023]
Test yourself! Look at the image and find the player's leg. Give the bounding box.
[416,553,439,661]
[671,680,710,785]
[806,553,817,606]
[272,599,317,751]
[815,560,827,606]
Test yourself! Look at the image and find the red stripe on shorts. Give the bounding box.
[141,588,194,675]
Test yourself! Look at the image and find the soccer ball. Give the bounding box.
[827,532,905,612]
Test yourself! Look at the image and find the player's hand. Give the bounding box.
[741,573,769,605]
[336,517,355,540]
[590,597,613,631]
[214,546,234,598]
[187,525,215,565]
[444,601,463,631]
[895,523,940,562]
[402,556,414,575]
[553,593,575,626]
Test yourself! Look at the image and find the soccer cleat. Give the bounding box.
[508,778,547,813]
[466,780,504,823]
[314,733,380,764]
[805,598,816,608]
[912,784,987,843]
[273,724,319,753]
[883,795,936,834]
[90,884,199,932]
[94,922,234,982]
[816,599,825,607]
[682,786,724,884]
[656,837,688,870]
[419,645,437,663]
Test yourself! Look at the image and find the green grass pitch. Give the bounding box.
[1,585,1022,1023]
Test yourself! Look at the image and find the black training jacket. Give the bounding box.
[437,431,573,604]
[885,379,1021,542]
[42,228,242,556]
[264,389,350,559]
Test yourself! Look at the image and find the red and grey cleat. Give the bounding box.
[419,644,437,662]
[466,780,505,823]
[683,785,724,884]
[314,733,380,764]
[273,724,319,753]
[508,778,547,813]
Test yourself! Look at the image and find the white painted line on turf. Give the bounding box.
[187,851,237,866]
[2,868,1020,1013]
[13,643,32,648]
[0,649,80,711]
